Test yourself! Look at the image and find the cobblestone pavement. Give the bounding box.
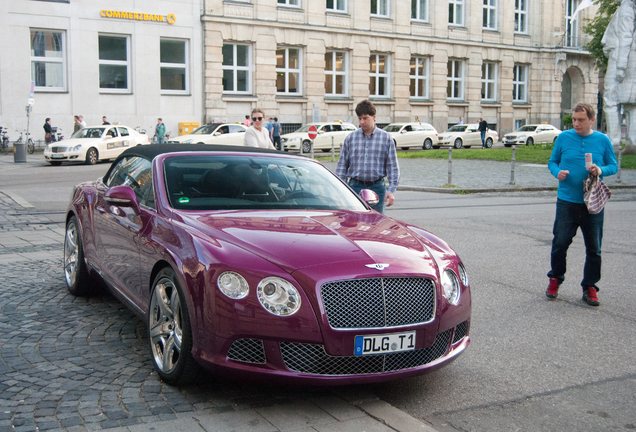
[0,193,433,432]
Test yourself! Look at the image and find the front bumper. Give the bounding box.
[43,150,82,161]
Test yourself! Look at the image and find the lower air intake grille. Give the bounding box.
[227,338,266,364]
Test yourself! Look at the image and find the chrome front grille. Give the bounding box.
[320,277,435,329]
[280,329,452,375]
[51,146,67,153]
[227,338,266,364]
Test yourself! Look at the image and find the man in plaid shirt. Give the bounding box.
[336,100,400,213]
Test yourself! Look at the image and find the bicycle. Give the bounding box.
[14,131,36,154]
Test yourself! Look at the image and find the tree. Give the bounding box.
[584,0,621,72]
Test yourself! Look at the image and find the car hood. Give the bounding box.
[180,210,447,275]
[48,138,100,148]
[171,134,207,142]
[504,132,530,137]
[281,132,308,140]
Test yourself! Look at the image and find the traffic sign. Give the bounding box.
[308,125,318,140]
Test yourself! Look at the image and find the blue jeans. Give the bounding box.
[548,199,604,291]
[480,131,486,147]
[349,179,386,213]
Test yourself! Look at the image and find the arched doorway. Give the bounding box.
[560,66,585,128]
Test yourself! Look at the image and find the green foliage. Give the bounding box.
[562,113,573,129]
[584,0,621,72]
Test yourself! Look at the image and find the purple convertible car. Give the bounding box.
[63,144,471,385]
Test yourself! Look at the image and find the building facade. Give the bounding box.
[202,0,599,135]
[0,0,202,140]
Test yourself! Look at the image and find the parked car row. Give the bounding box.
[42,121,563,166]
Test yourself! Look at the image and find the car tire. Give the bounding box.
[423,138,433,150]
[301,140,312,153]
[64,215,92,296]
[526,137,534,145]
[148,268,199,385]
[85,148,98,165]
[49,161,62,166]
[453,138,463,149]
[197,142,205,145]
[485,138,493,148]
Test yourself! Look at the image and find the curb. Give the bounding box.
[399,184,636,194]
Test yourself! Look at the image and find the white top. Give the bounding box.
[244,126,275,149]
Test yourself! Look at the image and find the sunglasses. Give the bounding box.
[252,116,263,121]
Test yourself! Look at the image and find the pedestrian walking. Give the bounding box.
[271,117,282,150]
[102,116,111,125]
[43,117,54,143]
[155,118,167,144]
[244,108,275,149]
[545,102,618,306]
[336,99,399,213]
[243,115,252,127]
[478,118,488,148]
[73,115,82,134]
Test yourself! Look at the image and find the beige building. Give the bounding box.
[202,0,599,135]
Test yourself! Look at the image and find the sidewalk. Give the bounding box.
[0,190,438,432]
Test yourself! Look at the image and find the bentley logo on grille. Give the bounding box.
[365,263,390,270]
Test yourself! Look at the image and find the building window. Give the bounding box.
[513,64,528,102]
[514,0,528,33]
[222,43,251,94]
[325,50,348,97]
[160,39,188,94]
[371,0,390,17]
[483,0,497,30]
[449,0,464,26]
[30,29,66,91]
[410,56,430,99]
[411,0,429,21]
[326,0,347,12]
[369,53,390,98]
[481,61,498,102]
[276,47,302,95]
[447,59,464,100]
[278,0,300,6]
[98,34,130,92]
[565,0,580,47]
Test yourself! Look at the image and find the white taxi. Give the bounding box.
[384,122,439,150]
[503,124,561,146]
[281,122,357,153]
[168,123,248,145]
[438,123,499,149]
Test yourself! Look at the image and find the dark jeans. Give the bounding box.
[273,136,281,150]
[348,179,386,213]
[548,199,604,291]
[480,131,486,146]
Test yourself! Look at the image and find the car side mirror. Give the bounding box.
[359,189,379,206]
[105,185,139,210]
[400,129,407,134]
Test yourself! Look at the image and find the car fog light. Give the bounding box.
[217,271,249,299]
[441,269,460,305]
[257,277,301,316]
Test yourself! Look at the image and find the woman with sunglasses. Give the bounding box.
[244,108,275,149]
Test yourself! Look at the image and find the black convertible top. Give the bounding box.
[119,143,281,161]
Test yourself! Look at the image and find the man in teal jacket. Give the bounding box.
[546,103,618,306]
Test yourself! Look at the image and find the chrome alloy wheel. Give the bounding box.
[149,276,184,375]
[63,219,80,288]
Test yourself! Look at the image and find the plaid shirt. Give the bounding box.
[336,126,400,193]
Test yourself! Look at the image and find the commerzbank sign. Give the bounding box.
[100,10,177,25]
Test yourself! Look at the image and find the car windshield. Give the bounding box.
[295,124,318,132]
[191,124,221,135]
[164,155,368,211]
[384,125,403,132]
[517,125,538,132]
[447,125,468,132]
[72,127,104,139]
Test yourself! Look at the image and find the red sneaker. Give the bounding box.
[582,287,600,306]
[546,278,559,299]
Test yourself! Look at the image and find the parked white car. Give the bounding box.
[168,123,248,145]
[438,123,499,149]
[384,122,439,150]
[281,122,357,153]
[43,125,150,165]
[503,124,561,146]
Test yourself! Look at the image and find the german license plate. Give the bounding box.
[354,331,415,356]
[50,154,64,159]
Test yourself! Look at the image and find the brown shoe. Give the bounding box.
[546,278,559,299]
[582,287,599,306]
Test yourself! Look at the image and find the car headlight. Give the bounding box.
[72,144,82,151]
[257,277,301,316]
[441,269,461,305]
[217,271,249,299]
[458,262,469,286]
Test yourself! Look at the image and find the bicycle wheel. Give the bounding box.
[27,138,35,154]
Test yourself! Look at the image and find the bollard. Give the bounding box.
[509,145,516,185]
[447,148,453,185]
[331,136,335,162]
[616,146,622,184]
[310,140,314,159]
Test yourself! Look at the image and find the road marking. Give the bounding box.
[4,192,35,209]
